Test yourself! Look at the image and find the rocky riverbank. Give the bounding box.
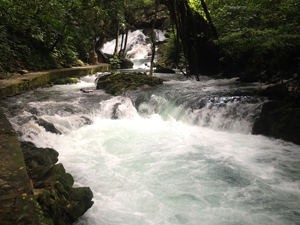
[21,142,94,225]
[0,64,110,224]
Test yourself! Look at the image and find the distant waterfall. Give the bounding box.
[101,29,167,68]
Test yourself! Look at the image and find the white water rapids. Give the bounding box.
[1,73,300,225]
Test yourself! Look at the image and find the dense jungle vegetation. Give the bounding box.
[1,0,300,83]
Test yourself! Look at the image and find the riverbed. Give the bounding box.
[1,72,300,225]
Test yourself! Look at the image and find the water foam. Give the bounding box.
[2,75,300,225]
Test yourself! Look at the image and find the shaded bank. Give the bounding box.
[0,64,110,224]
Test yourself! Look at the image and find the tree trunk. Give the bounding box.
[120,31,125,56]
[122,16,131,58]
[160,0,219,77]
[200,0,218,39]
[149,0,159,78]
[95,18,111,51]
[114,21,120,56]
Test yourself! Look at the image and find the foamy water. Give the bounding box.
[1,74,300,225]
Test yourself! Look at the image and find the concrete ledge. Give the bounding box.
[0,107,40,225]
[0,63,110,224]
[0,64,110,98]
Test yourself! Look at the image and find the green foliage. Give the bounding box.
[0,0,113,72]
[190,0,300,36]
[215,28,300,81]
[110,56,122,70]
[158,30,186,68]
[187,0,300,81]
[0,0,150,73]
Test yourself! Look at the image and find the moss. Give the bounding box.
[67,187,94,223]
[0,109,40,224]
[19,70,29,75]
[52,77,80,85]
[20,142,94,225]
[96,72,163,95]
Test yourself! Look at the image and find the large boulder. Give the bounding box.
[96,72,163,95]
[35,117,62,135]
[154,64,175,73]
[120,57,134,69]
[252,101,300,144]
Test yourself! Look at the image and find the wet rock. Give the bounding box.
[252,101,300,144]
[18,70,29,75]
[80,116,93,125]
[35,117,62,135]
[120,57,134,69]
[112,103,122,119]
[67,187,94,222]
[155,64,175,73]
[96,72,163,95]
[258,84,290,101]
[20,141,94,225]
[52,77,80,85]
[80,88,93,93]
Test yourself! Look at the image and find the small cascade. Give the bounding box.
[136,94,262,134]
[98,96,139,120]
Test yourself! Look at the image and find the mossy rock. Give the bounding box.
[96,72,163,95]
[253,101,300,144]
[120,57,134,69]
[21,141,94,224]
[72,59,84,66]
[52,77,80,85]
[67,187,94,222]
[18,70,29,75]
[258,84,290,101]
[21,142,59,169]
[36,118,62,135]
[155,64,175,73]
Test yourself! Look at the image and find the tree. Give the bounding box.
[160,0,219,79]
[149,0,159,77]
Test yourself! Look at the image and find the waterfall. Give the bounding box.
[101,29,167,68]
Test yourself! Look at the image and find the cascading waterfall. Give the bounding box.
[1,74,300,224]
[101,29,167,68]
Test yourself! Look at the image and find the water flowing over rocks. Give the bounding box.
[35,117,62,135]
[1,72,300,224]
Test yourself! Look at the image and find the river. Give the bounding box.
[1,70,300,225]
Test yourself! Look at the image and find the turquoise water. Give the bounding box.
[2,74,300,225]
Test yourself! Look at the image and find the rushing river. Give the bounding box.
[1,72,300,225]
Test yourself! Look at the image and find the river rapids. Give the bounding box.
[1,71,300,225]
